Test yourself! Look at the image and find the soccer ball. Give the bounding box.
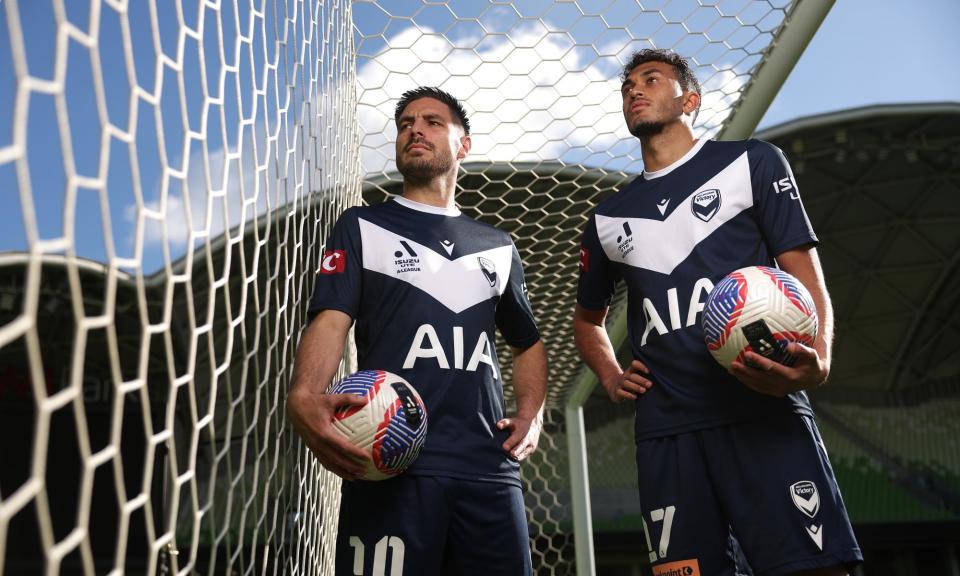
[701,266,818,371]
[328,369,428,481]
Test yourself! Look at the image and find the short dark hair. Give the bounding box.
[621,48,701,95]
[394,87,471,135]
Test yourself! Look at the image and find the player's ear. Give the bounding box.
[683,91,701,117]
[457,135,471,159]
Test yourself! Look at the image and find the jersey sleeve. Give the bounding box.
[495,243,541,349]
[308,208,362,320]
[749,141,818,255]
[576,214,620,310]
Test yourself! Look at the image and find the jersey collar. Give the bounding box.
[642,138,709,180]
[393,195,462,217]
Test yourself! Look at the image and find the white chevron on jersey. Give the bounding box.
[359,218,513,313]
[596,151,753,275]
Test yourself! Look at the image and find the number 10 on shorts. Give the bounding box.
[641,506,676,563]
[349,536,405,576]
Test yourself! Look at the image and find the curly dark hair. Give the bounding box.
[621,48,701,95]
[394,87,471,135]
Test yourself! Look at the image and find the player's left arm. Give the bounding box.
[495,243,547,461]
[498,339,548,462]
[730,245,834,396]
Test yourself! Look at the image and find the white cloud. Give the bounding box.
[356,25,636,175]
[355,21,757,177]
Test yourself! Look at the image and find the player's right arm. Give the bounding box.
[288,210,370,479]
[287,309,371,480]
[573,305,651,402]
[573,215,651,402]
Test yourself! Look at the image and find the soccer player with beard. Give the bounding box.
[288,87,547,575]
[574,49,862,575]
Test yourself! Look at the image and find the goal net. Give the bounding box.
[0,0,813,574]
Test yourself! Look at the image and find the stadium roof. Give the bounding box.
[757,102,960,406]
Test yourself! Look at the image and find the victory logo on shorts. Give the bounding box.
[320,249,346,274]
[691,188,721,222]
[790,480,820,518]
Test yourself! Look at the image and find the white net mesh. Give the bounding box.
[0,0,800,574]
[0,0,358,573]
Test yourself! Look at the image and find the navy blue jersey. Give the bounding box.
[578,139,817,441]
[310,196,540,485]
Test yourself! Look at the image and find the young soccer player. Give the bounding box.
[574,49,862,575]
[288,87,547,575]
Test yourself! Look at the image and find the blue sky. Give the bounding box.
[759,0,960,130]
[2,0,957,272]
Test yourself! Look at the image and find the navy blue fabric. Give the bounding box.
[577,139,819,441]
[336,476,532,576]
[635,414,862,575]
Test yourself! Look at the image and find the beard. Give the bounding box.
[629,119,668,138]
[397,147,454,182]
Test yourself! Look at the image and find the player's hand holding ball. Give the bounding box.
[702,266,826,396]
[327,369,428,480]
[287,379,371,480]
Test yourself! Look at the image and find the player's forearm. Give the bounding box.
[573,311,622,386]
[290,309,353,397]
[809,283,834,367]
[777,247,834,368]
[511,339,547,422]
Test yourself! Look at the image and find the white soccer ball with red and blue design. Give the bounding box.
[702,265,818,371]
[328,370,428,481]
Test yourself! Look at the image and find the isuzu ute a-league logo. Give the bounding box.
[616,221,634,256]
[691,188,721,222]
[393,240,420,274]
[478,257,497,287]
[790,480,824,551]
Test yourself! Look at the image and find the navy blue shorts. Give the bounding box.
[335,475,532,575]
[635,414,863,575]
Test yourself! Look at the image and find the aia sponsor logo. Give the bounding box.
[320,249,345,274]
[579,247,589,272]
[652,559,700,576]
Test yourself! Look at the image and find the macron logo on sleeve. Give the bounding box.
[320,249,346,274]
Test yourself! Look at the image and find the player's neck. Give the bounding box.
[401,173,458,209]
[639,122,698,173]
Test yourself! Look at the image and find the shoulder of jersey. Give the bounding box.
[462,214,514,245]
[722,137,780,158]
[594,173,646,214]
